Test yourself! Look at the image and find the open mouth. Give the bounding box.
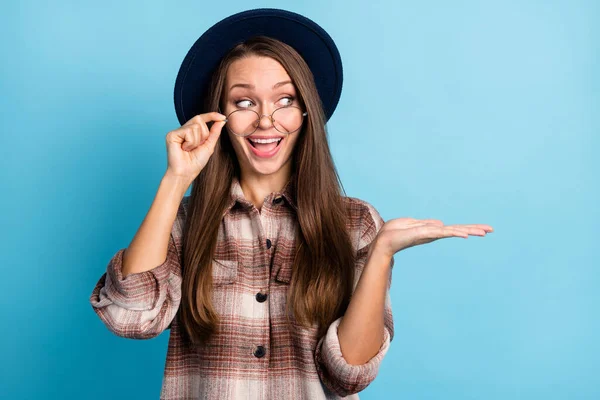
[246,137,283,149]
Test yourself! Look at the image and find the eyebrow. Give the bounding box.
[229,80,293,92]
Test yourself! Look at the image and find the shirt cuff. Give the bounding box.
[314,316,391,396]
[102,248,173,311]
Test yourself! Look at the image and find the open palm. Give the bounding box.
[375,218,494,258]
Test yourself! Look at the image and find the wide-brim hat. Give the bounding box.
[173,8,343,126]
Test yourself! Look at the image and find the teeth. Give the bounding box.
[249,138,281,144]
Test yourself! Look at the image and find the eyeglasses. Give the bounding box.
[221,105,308,137]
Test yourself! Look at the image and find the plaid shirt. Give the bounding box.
[90,175,394,399]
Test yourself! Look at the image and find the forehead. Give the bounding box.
[226,56,291,89]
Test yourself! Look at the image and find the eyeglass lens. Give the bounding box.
[227,107,304,136]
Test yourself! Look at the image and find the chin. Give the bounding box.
[247,160,285,176]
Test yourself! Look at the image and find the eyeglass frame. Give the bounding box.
[217,105,308,137]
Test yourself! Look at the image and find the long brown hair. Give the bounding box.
[179,36,355,346]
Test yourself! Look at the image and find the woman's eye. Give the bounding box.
[279,96,294,106]
[236,100,253,108]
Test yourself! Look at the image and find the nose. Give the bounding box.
[256,113,275,130]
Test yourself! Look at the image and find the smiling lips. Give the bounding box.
[248,137,282,145]
[246,136,284,158]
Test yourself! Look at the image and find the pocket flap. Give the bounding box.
[212,258,238,285]
[274,259,293,284]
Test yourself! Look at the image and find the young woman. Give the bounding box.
[90,8,493,399]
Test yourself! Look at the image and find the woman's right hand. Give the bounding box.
[164,112,227,182]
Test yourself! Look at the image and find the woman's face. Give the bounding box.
[223,55,302,179]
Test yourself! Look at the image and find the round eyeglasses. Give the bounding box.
[221,106,308,137]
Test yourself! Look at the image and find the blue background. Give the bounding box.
[1,0,598,399]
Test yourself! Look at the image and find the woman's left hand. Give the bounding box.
[372,218,494,259]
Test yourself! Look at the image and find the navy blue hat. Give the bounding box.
[173,8,343,126]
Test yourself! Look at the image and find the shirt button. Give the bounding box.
[256,292,268,303]
[254,345,266,358]
[266,239,272,249]
[273,196,283,205]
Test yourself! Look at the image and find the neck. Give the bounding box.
[239,166,293,212]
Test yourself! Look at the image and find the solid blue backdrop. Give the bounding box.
[1,0,598,399]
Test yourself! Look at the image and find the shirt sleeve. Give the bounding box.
[314,201,395,396]
[89,202,185,340]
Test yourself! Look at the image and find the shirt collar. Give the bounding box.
[224,174,297,214]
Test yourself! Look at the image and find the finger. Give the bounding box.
[205,120,227,149]
[188,122,212,151]
[198,121,210,144]
[416,225,468,239]
[182,125,199,151]
[199,112,227,125]
[446,225,487,236]
[455,224,494,232]
[449,225,491,236]
[180,128,197,151]
[182,126,198,151]
[183,112,227,127]
[444,227,469,238]
[421,219,444,226]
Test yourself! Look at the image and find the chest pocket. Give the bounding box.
[271,238,297,284]
[212,258,238,285]
[274,257,293,284]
